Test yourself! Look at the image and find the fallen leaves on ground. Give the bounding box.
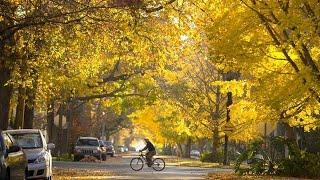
[79,156,99,162]
[54,168,114,180]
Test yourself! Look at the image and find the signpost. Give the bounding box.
[223,121,234,136]
[223,71,240,165]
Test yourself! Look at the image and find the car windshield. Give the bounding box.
[11,133,43,149]
[104,141,112,146]
[77,139,99,146]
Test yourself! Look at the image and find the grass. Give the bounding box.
[52,153,74,162]
[162,156,232,168]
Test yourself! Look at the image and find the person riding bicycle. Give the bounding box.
[139,138,156,167]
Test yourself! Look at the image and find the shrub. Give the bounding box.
[56,153,73,161]
[277,145,320,178]
[200,151,223,163]
[234,137,320,178]
[234,139,274,176]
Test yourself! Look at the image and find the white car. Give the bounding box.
[190,150,201,157]
[5,129,55,180]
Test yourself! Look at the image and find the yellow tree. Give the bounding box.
[0,0,179,129]
[130,99,210,157]
[192,0,320,138]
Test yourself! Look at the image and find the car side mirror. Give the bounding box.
[8,145,21,153]
[47,143,55,150]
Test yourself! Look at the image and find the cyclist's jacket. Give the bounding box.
[142,141,156,152]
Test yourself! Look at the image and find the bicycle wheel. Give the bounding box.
[130,158,144,171]
[152,158,165,171]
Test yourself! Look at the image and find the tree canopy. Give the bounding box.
[0,0,319,156]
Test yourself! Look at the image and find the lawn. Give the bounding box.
[162,156,231,168]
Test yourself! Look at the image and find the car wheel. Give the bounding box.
[110,153,114,157]
[102,155,107,161]
[74,156,79,161]
[6,168,10,180]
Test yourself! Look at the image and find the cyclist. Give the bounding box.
[139,138,156,167]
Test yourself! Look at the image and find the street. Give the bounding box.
[53,155,232,179]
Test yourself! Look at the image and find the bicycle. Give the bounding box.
[130,152,165,171]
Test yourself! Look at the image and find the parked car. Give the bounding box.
[190,150,201,157]
[0,131,27,180]
[117,145,124,153]
[74,137,103,161]
[102,140,115,157]
[5,129,54,180]
[128,146,136,152]
[98,140,107,161]
[117,145,128,153]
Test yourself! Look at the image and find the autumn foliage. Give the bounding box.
[0,0,319,164]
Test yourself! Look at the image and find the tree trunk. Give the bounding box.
[66,102,74,157]
[183,138,192,158]
[197,138,206,153]
[212,126,219,155]
[47,101,55,142]
[24,103,34,128]
[14,86,26,129]
[284,123,296,158]
[24,75,37,129]
[9,106,14,128]
[58,105,63,155]
[176,143,183,157]
[212,85,221,156]
[24,89,35,129]
[285,124,295,141]
[0,66,12,130]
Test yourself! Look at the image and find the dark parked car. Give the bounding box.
[0,131,27,180]
[73,137,103,161]
[102,140,115,157]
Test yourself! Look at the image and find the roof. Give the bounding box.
[4,129,41,134]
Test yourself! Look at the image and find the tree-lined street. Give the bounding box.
[1,0,320,179]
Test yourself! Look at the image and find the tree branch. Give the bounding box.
[142,0,176,13]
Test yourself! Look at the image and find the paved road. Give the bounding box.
[53,155,232,179]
